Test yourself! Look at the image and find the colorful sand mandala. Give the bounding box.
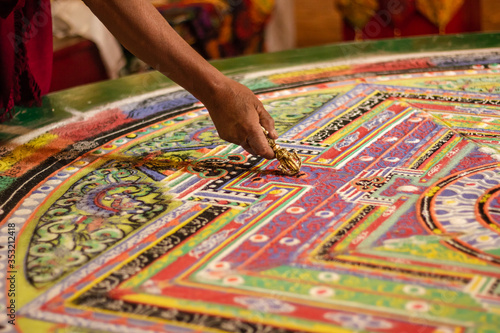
[2,48,500,332]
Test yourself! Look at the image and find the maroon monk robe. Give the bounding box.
[0,0,52,122]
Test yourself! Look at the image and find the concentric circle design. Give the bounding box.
[418,164,500,264]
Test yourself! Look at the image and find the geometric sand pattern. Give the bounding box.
[2,49,500,332]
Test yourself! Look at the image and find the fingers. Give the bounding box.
[241,141,256,156]
[258,105,278,140]
[241,104,276,159]
[206,80,277,160]
[245,129,275,160]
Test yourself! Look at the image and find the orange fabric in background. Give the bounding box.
[157,0,274,59]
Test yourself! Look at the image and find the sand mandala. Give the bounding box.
[1,46,500,332]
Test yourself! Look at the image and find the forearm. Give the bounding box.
[83,0,277,159]
[82,0,227,102]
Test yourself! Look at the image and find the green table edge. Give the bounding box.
[1,31,499,142]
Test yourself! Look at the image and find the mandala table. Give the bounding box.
[2,33,500,333]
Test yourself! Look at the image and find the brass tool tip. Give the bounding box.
[261,127,302,176]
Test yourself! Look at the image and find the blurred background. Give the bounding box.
[50,0,500,92]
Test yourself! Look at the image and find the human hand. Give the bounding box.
[82,0,277,158]
[202,77,278,159]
